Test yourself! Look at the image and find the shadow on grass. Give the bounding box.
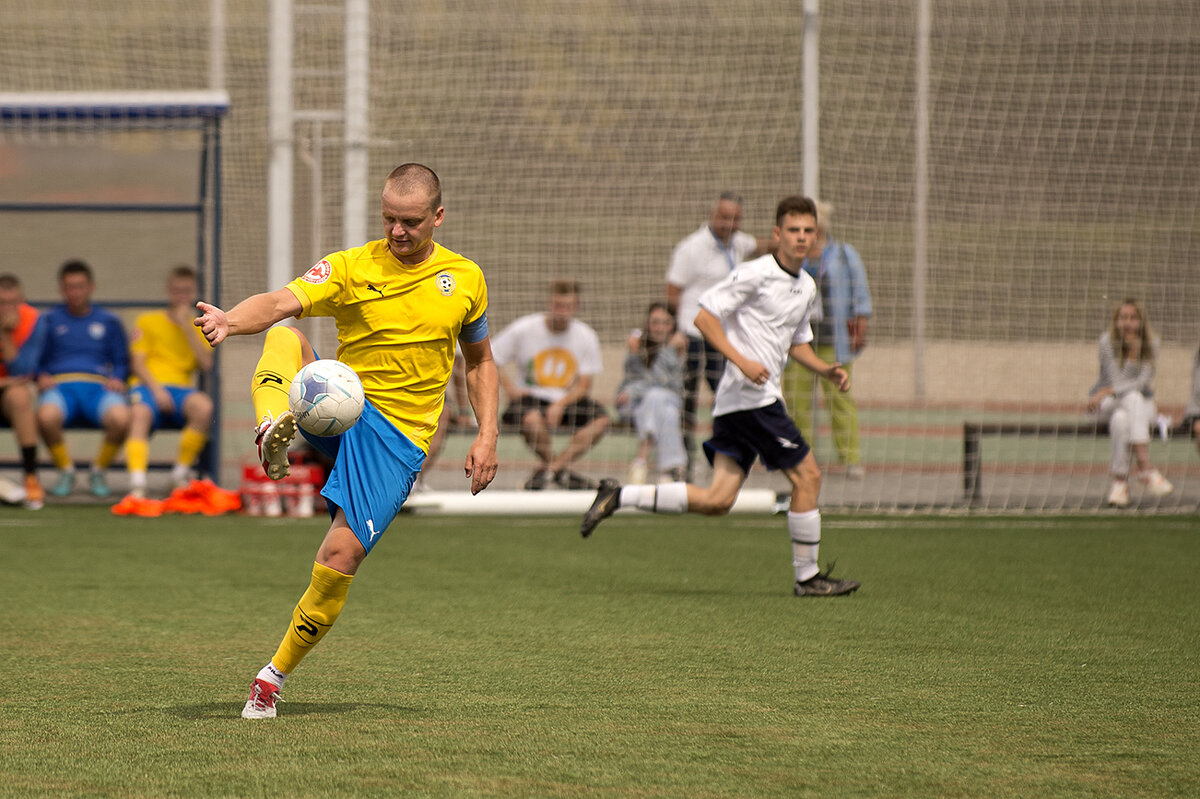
[168,702,422,720]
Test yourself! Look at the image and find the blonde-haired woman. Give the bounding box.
[1086,299,1173,507]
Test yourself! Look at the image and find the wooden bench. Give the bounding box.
[962,421,1109,505]
[964,416,1194,503]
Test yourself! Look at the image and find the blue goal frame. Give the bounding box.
[0,91,231,481]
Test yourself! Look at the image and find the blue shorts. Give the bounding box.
[130,384,195,430]
[39,380,128,428]
[703,400,811,475]
[300,398,425,555]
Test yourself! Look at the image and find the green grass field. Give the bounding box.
[1,507,1197,798]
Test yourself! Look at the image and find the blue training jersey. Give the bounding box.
[21,305,130,382]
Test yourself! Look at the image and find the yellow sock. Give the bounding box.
[50,442,72,470]
[253,326,305,423]
[95,441,120,470]
[176,427,208,468]
[126,438,150,474]
[270,561,354,674]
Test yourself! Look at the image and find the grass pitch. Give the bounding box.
[1,507,1197,798]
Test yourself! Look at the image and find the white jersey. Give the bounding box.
[666,225,758,337]
[697,254,818,416]
[491,312,603,403]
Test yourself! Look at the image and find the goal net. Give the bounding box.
[2,0,1198,511]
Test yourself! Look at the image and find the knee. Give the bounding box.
[7,383,33,413]
[188,392,215,425]
[105,404,132,431]
[36,402,61,427]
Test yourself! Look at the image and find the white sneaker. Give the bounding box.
[255,412,297,481]
[1140,469,1174,498]
[627,459,648,485]
[1107,480,1130,508]
[846,464,866,479]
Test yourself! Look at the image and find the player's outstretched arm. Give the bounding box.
[460,336,500,495]
[195,288,302,346]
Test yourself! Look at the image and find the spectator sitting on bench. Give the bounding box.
[1182,342,1200,460]
[0,273,45,509]
[492,279,610,490]
[22,260,131,498]
[122,265,214,499]
[1086,298,1173,508]
[615,302,688,485]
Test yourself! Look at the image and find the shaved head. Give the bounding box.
[383,163,441,211]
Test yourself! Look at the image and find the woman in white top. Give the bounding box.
[1086,299,1173,507]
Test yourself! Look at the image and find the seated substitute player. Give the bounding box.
[194,163,500,719]
[492,279,611,490]
[0,273,45,509]
[22,260,131,498]
[121,265,214,501]
[581,195,861,597]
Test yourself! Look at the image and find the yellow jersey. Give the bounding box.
[129,309,211,387]
[286,239,488,452]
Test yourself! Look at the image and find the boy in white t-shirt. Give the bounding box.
[582,196,860,597]
[492,280,611,490]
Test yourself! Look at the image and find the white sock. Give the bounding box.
[129,470,147,491]
[789,509,821,583]
[171,463,190,484]
[618,481,687,513]
[256,662,288,688]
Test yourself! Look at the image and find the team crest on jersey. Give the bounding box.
[435,271,456,296]
[88,322,106,340]
[301,260,332,284]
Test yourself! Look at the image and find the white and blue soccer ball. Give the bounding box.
[288,359,365,436]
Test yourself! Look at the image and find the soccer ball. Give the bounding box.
[288,359,365,436]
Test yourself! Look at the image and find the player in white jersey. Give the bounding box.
[581,196,860,596]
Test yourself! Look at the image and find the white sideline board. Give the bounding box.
[402,488,779,516]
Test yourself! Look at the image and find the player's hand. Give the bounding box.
[194,301,229,346]
[103,377,127,395]
[463,435,499,495]
[154,387,176,413]
[848,317,868,352]
[827,363,850,392]
[738,358,771,386]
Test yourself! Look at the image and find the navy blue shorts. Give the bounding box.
[702,400,810,475]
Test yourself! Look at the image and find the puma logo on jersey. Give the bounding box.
[367,519,381,541]
[366,284,385,297]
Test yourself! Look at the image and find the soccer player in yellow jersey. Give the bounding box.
[195,164,500,719]
[121,266,214,501]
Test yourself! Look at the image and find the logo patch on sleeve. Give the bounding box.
[301,260,333,284]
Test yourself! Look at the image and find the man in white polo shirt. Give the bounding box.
[584,196,860,597]
[666,192,769,478]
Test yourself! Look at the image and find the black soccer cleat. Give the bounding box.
[580,478,621,538]
[793,567,861,597]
